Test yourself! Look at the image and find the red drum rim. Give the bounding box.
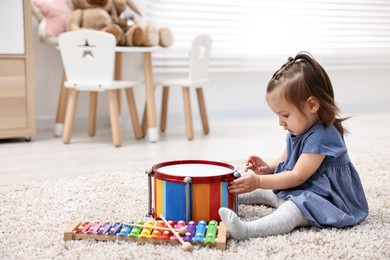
[152,160,237,184]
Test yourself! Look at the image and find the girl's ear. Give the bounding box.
[307,96,320,113]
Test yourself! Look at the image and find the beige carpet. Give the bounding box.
[1,153,389,259]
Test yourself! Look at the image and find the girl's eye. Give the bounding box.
[282,114,289,118]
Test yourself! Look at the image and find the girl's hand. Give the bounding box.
[228,171,260,194]
[245,155,272,175]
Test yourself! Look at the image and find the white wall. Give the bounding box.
[32,19,390,130]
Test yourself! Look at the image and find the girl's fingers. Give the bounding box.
[245,164,253,172]
[228,185,244,194]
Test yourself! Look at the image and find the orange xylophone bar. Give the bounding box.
[63,220,228,250]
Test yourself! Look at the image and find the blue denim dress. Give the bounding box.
[274,121,368,228]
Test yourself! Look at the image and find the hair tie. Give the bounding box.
[271,56,296,80]
[285,57,295,70]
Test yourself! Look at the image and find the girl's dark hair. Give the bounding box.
[266,51,348,135]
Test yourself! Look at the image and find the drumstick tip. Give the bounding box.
[182,241,193,252]
[178,226,187,236]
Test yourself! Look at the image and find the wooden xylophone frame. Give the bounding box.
[64,220,228,250]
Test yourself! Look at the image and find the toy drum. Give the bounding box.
[146,160,241,222]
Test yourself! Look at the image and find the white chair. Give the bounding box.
[156,34,212,140]
[58,30,143,147]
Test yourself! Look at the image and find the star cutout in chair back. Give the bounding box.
[78,39,96,58]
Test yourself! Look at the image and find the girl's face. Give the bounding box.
[266,87,319,136]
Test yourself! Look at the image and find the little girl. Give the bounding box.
[219,52,368,240]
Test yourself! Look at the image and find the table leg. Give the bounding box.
[54,71,68,137]
[143,52,159,142]
[115,53,122,114]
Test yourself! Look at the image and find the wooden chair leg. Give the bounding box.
[116,89,122,113]
[62,89,79,144]
[88,91,98,137]
[141,103,148,136]
[182,87,194,140]
[141,80,157,136]
[160,86,169,133]
[196,87,210,134]
[55,71,68,137]
[125,88,143,139]
[108,90,122,147]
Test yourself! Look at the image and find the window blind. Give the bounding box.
[144,0,390,72]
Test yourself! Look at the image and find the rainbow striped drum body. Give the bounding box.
[147,160,240,222]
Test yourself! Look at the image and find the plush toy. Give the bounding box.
[65,0,173,47]
[31,0,74,44]
[110,0,144,46]
[66,0,126,44]
[113,0,174,47]
[158,26,174,47]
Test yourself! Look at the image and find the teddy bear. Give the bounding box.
[112,0,174,47]
[109,0,144,46]
[66,0,127,45]
[31,0,75,44]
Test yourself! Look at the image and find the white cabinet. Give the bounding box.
[0,0,25,54]
[0,0,35,139]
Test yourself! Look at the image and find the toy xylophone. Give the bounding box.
[64,219,228,251]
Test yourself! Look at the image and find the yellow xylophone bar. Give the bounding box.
[64,220,228,250]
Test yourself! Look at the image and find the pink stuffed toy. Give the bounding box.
[31,0,74,44]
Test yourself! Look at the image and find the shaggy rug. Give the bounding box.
[1,155,389,259]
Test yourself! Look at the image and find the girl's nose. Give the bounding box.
[279,118,285,126]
